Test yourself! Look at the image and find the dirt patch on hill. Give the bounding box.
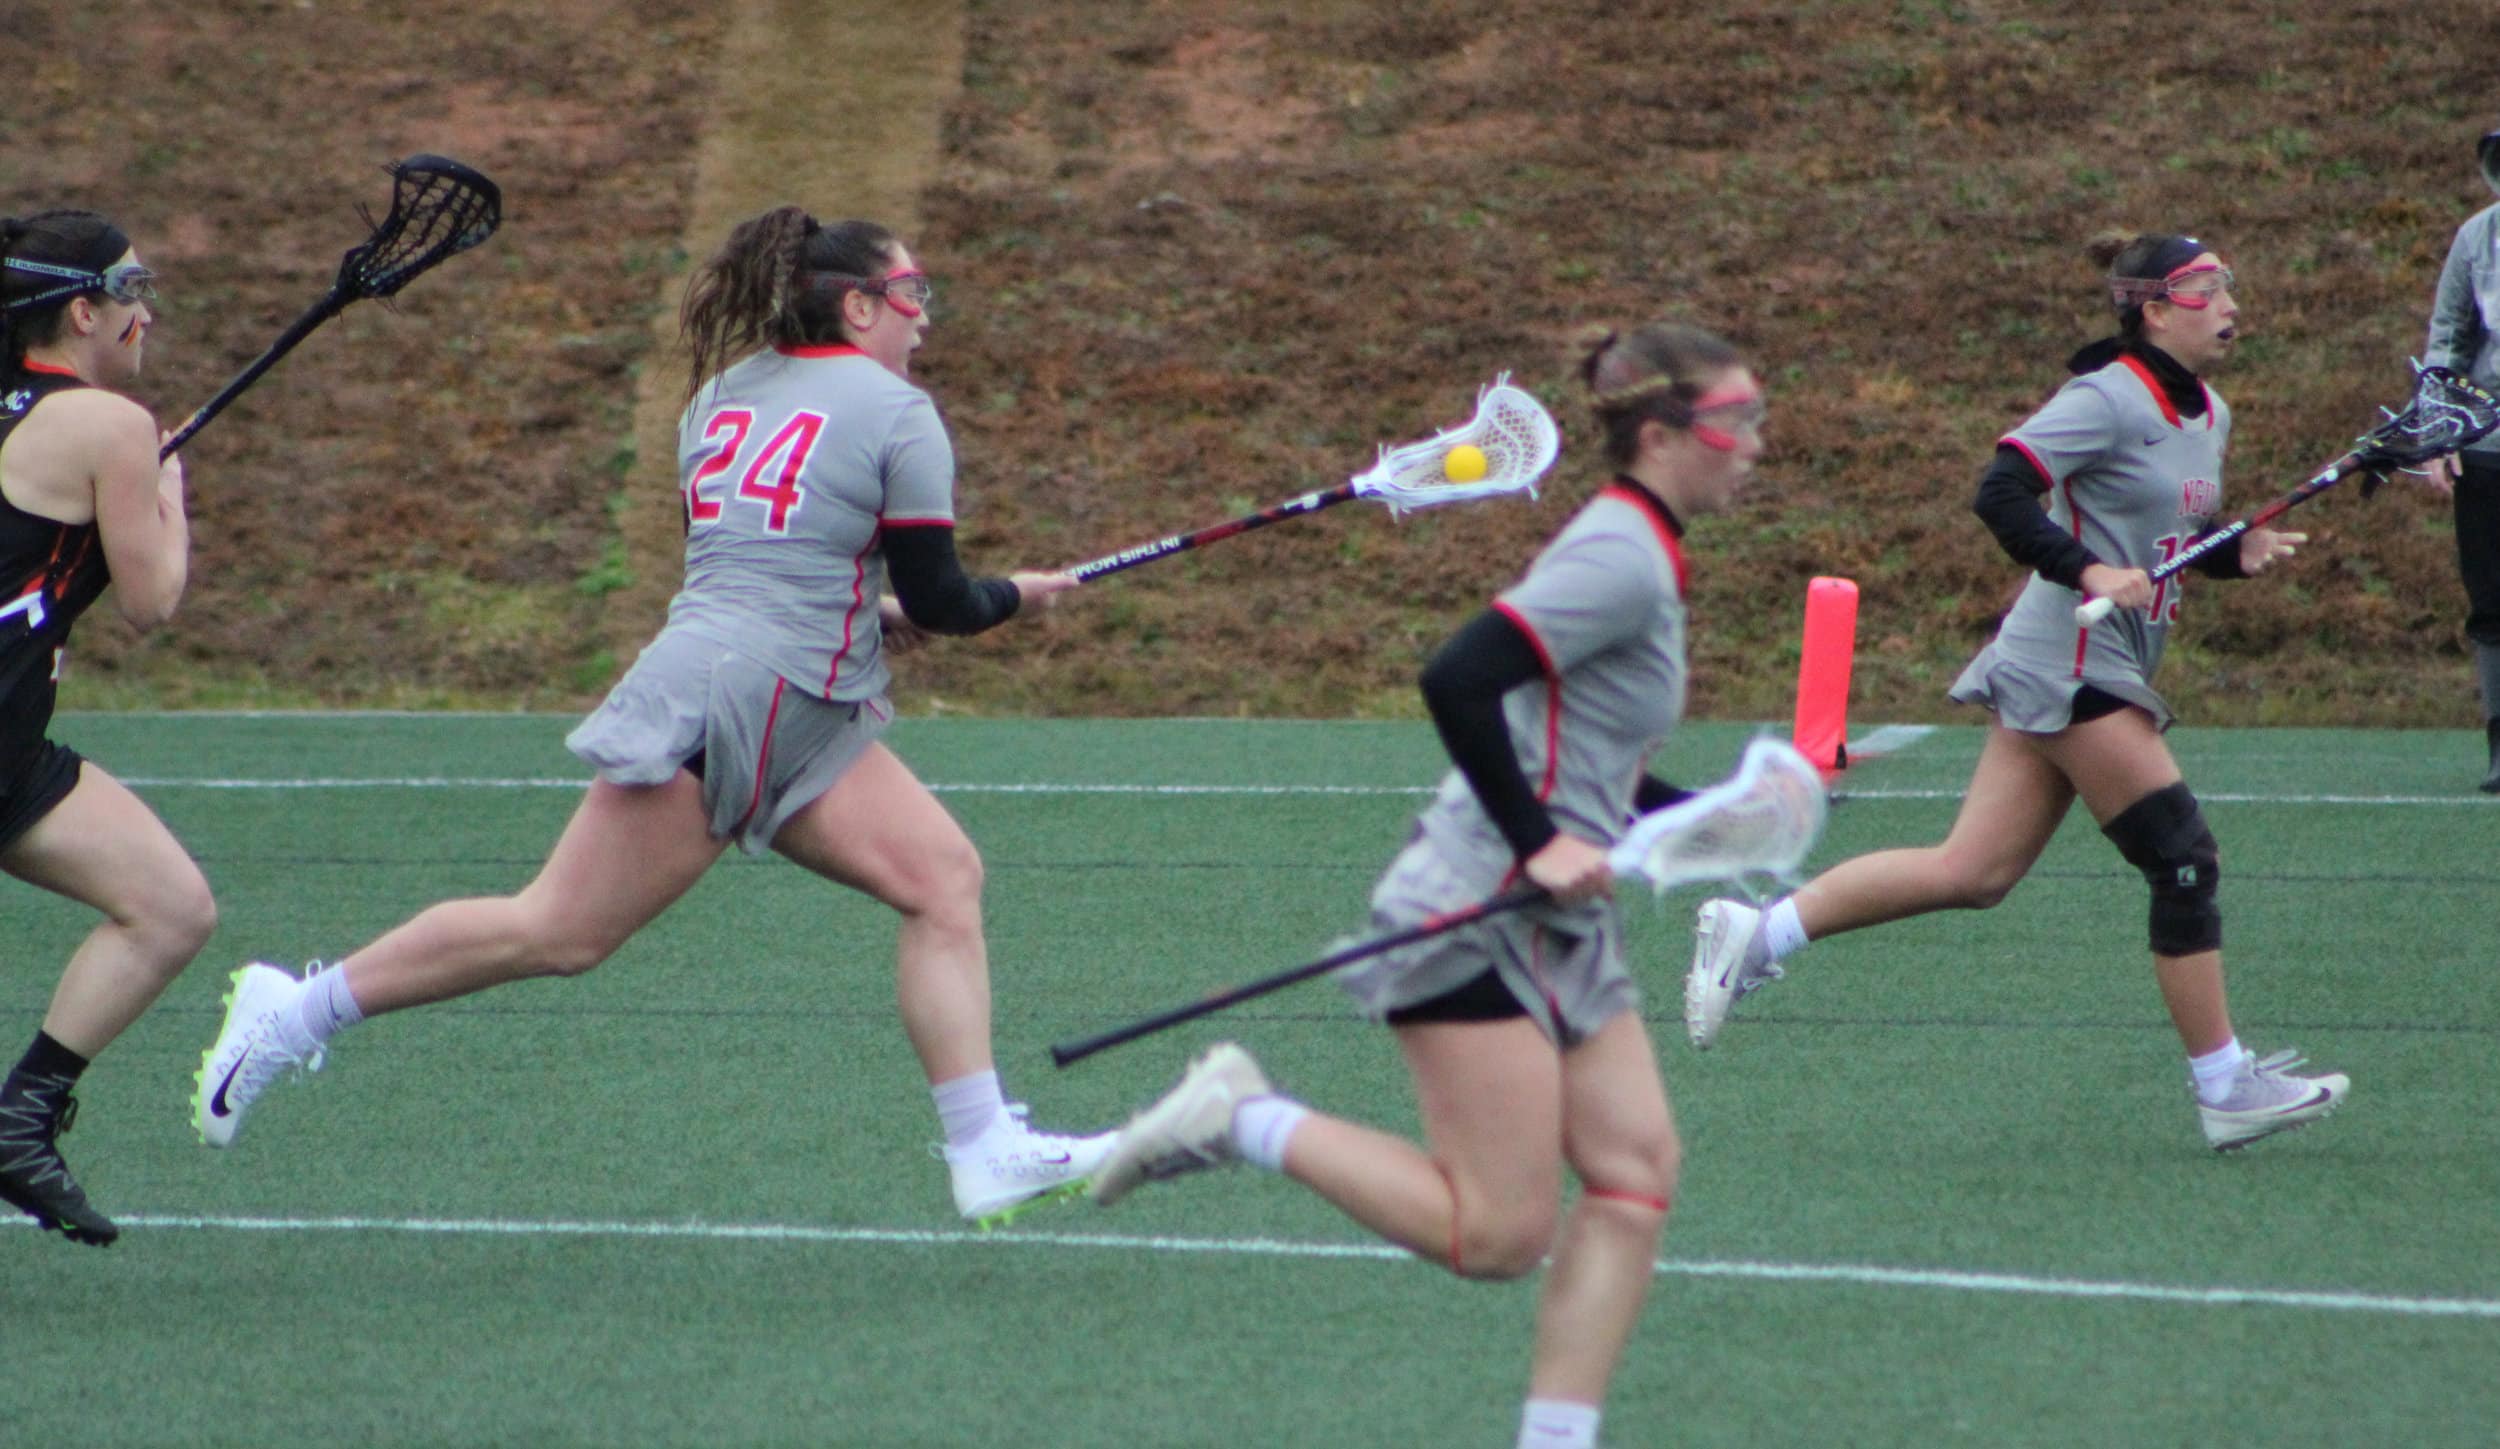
[15,0,2500,727]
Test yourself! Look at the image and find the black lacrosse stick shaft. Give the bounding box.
[1068,483,1362,582]
[2142,456,2353,587]
[159,155,501,461]
[2141,367,2500,589]
[1048,884,1545,1066]
[160,294,352,459]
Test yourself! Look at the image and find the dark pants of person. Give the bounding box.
[2454,452,2500,650]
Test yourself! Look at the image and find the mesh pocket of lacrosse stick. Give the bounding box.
[2372,361,2500,463]
[1608,737,1830,899]
[1348,373,1561,514]
[344,155,504,302]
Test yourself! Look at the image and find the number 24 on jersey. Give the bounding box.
[684,407,826,534]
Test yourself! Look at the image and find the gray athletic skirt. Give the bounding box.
[1335,831,1637,1048]
[1948,644,2175,735]
[565,629,890,855]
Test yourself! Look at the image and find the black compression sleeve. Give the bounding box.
[1419,609,1559,861]
[1633,774,1694,813]
[1972,445,2100,590]
[2186,525,2250,580]
[882,525,1023,635]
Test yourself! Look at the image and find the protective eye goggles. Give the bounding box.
[2110,261,2236,312]
[3,257,158,311]
[807,265,935,318]
[1687,385,1766,452]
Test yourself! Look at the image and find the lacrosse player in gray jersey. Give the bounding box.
[2420,122,2500,790]
[197,207,1111,1226]
[1689,232,2350,1152]
[1091,325,1766,1449]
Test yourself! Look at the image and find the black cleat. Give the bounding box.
[0,1079,119,1247]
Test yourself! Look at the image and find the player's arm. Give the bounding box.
[882,523,1021,635]
[2422,223,2488,493]
[1970,445,2098,589]
[80,392,189,629]
[1419,608,1558,861]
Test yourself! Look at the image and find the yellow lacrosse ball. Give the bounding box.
[1443,444,1489,483]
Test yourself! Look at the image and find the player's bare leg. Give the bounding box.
[1791,724,2074,938]
[1526,1012,1678,1410]
[198,774,725,1147]
[774,742,1109,1222]
[3,766,215,1243]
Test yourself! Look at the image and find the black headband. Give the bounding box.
[0,215,133,310]
[2106,234,2212,312]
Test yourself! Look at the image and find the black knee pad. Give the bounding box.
[2100,781,2221,955]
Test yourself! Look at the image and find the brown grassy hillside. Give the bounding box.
[13,1,2500,723]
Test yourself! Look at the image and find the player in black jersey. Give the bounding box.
[0,210,207,1245]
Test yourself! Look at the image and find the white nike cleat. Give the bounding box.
[2197,1047,2348,1152]
[944,1104,1114,1228]
[195,963,326,1148]
[1089,1042,1272,1207]
[1684,899,1783,1051]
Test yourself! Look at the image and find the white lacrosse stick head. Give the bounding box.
[1607,737,1829,899]
[1347,373,1561,515]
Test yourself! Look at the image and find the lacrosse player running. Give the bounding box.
[1687,232,2350,1151]
[2420,123,2500,791]
[1091,324,1765,1449]
[196,206,1110,1225]
[0,212,202,1246]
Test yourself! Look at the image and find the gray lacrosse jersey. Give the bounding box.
[1990,354,2231,683]
[1420,482,1689,865]
[664,344,955,702]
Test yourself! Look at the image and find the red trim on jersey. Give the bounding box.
[1488,600,1564,802]
[825,532,876,696]
[17,359,80,379]
[2000,437,2055,486]
[2062,472,2096,676]
[773,343,867,360]
[878,516,955,528]
[2116,354,2182,429]
[1584,1186,1672,1214]
[1489,599,1556,676]
[1599,481,1689,594]
[730,677,789,839]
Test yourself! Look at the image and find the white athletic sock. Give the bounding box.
[933,1070,1007,1149]
[2189,1038,2247,1106]
[1517,1398,1600,1448]
[1760,897,1809,964]
[292,962,365,1050]
[1230,1095,1308,1172]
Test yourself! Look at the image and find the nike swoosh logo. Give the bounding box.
[2141,433,2166,446]
[208,1050,250,1117]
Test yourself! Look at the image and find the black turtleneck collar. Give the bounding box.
[2064,337,2208,419]
[1609,473,1686,537]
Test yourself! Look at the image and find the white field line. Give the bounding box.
[112,775,2500,806]
[10,1212,2493,1319]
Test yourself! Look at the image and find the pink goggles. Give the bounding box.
[2111,260,2235,311]
[1687,385,1766,452]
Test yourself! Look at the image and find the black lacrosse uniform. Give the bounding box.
[0,363,110,849]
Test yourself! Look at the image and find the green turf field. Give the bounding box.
[6,715,2496,1447]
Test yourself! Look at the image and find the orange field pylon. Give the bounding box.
[1792,576,1858,780]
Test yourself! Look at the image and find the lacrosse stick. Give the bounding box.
[1064,376,1559,582]
[1048,738,1827,1066]
[2076,361,2500,625]
[160,154,503,459]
